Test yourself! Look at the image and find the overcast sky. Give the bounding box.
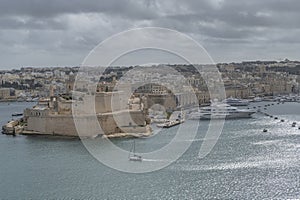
[1,0,300,69]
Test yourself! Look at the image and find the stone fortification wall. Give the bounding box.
[25,110,146,137]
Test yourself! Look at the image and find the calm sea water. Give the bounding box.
[0,101,300,199]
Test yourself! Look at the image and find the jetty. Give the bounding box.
[156,111,185,128]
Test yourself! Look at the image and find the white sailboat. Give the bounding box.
[129,140,142,162]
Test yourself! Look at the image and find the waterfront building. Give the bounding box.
[23,91,151,138]
[0,88,16,100]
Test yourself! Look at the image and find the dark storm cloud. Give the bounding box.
[1,0,300,67]
[0,0,158,19]
[153,0,300,38]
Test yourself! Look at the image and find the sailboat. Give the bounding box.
[129,140,142,162]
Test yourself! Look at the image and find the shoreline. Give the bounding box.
[18,125,153,139]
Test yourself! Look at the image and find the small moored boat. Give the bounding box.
[12,112,23,117]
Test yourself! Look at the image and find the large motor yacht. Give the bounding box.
[188,102,256,120]
[200,102,255,120]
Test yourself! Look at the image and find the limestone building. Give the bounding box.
[23,92,151,138]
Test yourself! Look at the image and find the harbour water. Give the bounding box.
[0,102,300,199]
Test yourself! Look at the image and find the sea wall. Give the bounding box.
[25,110,147,137]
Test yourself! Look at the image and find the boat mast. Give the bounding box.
[133,140,136,155]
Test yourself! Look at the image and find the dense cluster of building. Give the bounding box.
[0,67,79,101]
[0,60,299,107]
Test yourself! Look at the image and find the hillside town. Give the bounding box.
[0,59,299,105]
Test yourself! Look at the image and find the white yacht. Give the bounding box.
[195,102,256,120]
[222,97,250,106]
[252,97,263,102]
